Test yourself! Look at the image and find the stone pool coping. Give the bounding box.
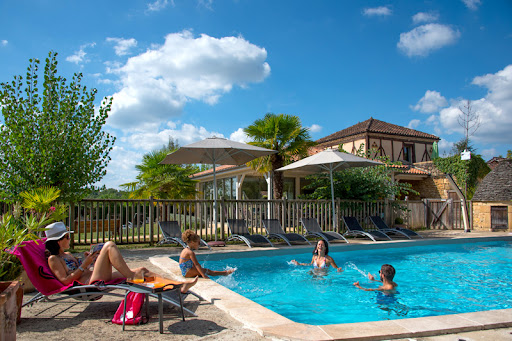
[150,234,512,340]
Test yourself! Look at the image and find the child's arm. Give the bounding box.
[188,250,209,279]
[327,256,343,272]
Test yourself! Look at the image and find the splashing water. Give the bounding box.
[345,261,368,278]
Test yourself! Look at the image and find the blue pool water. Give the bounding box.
[188,239,512,325]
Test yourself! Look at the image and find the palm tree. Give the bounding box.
[244,113,316,199]
[121,145,198,199]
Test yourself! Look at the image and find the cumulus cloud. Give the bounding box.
[97,145,143,188]
[106,30,270,131]
[412,90,448,113]
[438,65,512,144]
[408,119,421,129]
[412,12,439,24]
[106,37,137,56]
[1,40,7,47]
[363,6,392,17]
[66,43,96,64]
[397,24,460,57]
[229,128,250,143]
[462,0,481,11]
[146,0,173,12]
[309,124,322,133]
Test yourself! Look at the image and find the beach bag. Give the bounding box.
[112,292,146,325]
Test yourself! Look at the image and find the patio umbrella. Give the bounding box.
[276,149,381,229]
[160,137,276,238]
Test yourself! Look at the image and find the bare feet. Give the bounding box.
[181,276,198,293]
[226,268,235,275]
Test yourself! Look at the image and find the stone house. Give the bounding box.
[471,159,512,231]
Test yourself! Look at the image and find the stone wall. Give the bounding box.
[472,201,512,231]
[405,176,451,200]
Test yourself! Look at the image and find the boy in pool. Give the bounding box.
[179,230,235,279]
[353,264,397,293]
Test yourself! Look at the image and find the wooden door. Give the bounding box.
[491,206,508,230]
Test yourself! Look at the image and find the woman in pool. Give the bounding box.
[45,222,197,292]
[291,240,343,272]
[179,229,235,279]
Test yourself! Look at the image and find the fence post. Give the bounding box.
[281,197,287,225]
[149,196,154,246]
[220,198,225,241]
[69,202,75,249]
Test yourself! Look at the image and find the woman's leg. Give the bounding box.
[89,241,142,282]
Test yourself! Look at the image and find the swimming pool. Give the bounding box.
[185,239,512,325]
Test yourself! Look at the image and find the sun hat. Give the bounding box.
[45,222,73,241]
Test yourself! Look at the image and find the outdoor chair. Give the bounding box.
[157,221,211,250]
[262,219,311,246]
[369,215,422,239]
[226,219,274,248]
[9,239,196,317]
[342,216,392,242]
[299,218,349,244]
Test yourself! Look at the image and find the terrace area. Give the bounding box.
[17,229,512,341]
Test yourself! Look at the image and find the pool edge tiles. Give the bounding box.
[150,236,512,341]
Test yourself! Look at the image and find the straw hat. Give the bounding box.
[45,222,73,241]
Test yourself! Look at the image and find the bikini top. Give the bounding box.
[313,256,327,269]
[61,255,82,271]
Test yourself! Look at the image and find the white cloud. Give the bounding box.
[229,128,249,143]
[309,124,322,133]
[408,119,421,129]
[438,139,454,156]
[66,43,96,64]
[438,64,512,145]
[481,148,497,160]
[97,145,143,188]
[1,40,7,47]
[412,12,439,24]
[146,0,173,12]
[398,24,460,57]
[462,0,481,11]
[106,37,137,56]
[363,6,392,17]
[106,30,270,131]
[412,90,448,113]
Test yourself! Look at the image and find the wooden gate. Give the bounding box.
[426,196,464,230]
[491,206,508,230]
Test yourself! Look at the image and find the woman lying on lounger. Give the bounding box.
[45,222,197,292]
[291,240,343,272]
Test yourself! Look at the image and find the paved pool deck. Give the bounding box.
[150,230,512,341]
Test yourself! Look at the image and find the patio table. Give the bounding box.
[123,277,184,333]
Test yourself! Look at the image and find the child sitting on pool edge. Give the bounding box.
[179,230,235,279]
[353,264,397,293]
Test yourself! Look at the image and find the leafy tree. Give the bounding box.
[0,52,115,202]
[451,137,476,155]
[433,153,490,199]
[507,150,512,159]
[87,188,130,199]
[302,147,416,201]
[244,113,316,199]
[120,142,198,199]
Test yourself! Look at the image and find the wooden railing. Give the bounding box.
[0,197,465,246]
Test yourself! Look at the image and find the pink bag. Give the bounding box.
[112,292,146,325]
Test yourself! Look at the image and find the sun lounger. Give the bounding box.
[226,219,274,248]
[369,215,422,239]
[342,216,392,242]
[299,218,349,244]
[10,239,196,317]
[262,219,311,246]
[157,221,211,250]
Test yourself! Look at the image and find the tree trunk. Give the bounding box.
[272,155,284,199]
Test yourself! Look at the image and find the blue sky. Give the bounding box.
[1,0,511,189]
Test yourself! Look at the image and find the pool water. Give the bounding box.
[199,240,512,325]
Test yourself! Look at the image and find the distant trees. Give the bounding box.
[120,140,198,199]
[244,113,316,199]
[0,52,115,202]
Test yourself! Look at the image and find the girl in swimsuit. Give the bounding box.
[179,230,235,279]
[291,240,343,272]
[45,222,197,293]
